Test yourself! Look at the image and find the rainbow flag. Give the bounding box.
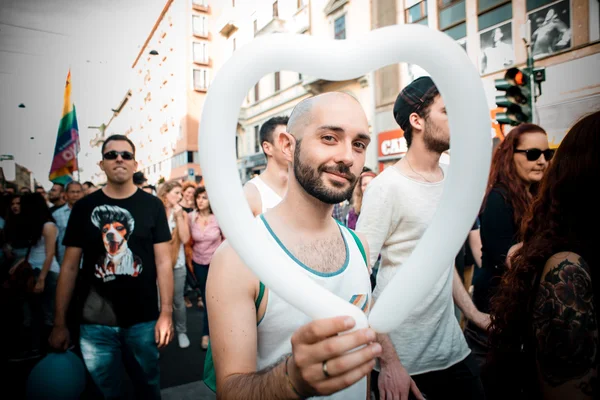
[49,69,80,184]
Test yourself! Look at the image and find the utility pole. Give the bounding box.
[521,20,546,125]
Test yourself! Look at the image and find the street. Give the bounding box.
[4,305,215,400]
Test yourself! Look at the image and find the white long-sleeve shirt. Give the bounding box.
[357,164,470,375]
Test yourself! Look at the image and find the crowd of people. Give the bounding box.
[0,77,598,399]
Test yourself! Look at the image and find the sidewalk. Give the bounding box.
[162,380,216,400]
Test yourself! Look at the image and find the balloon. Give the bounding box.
[198,24,490,333]
[26,351,87,399]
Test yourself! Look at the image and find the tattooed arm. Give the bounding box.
[533,252,598,399]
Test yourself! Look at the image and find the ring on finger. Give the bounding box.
[322,360,331,378]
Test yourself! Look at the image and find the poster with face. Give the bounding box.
[480,21,514,75]
[528,0,572,59]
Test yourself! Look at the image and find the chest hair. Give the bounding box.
[290,234,347,273]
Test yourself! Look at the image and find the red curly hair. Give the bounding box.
[487,111,600,391]
[481,123,547,225]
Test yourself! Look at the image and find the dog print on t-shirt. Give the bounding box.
[91,205,143,282]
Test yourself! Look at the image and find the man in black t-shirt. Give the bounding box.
[49,134,173,399]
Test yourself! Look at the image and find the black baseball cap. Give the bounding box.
[393,76,438,131]
[133,171,147,185]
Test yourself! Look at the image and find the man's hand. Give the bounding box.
[472,311,491,331]
[48,325,70,352]
[155,312,174,348]
[287,316,381,397]
[33,277,45,294]
[378,359,424,400]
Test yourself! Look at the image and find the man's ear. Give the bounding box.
[408,112,424,133]
[99,160,105,173]
[261,141,273,158]
[279,132,295,163]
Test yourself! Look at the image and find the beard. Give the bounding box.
[423,117,450,154]
[293,140,358,204]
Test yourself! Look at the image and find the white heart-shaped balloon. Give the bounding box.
[199,24,491,333]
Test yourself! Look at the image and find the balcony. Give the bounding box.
[255,17,287,36]
[290,4,310,33]
[192,0,210,13]
[193,57,212,67]
[301,75,329,94]
[217,6,239,38]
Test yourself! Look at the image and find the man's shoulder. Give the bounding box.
[52,203,69,215]
[366,167,402,194]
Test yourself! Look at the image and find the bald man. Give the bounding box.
[203,92,379,399]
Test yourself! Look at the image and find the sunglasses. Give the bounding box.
[514,148,554,162]
[103,150,135,161]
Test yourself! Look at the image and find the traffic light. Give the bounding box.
[494,68,532,125]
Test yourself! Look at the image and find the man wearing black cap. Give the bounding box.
[357,77,488,399]
[133,171,148,188]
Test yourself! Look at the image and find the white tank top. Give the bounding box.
[256,215,371,400]
[29,222,61,273]
[248,175,282,214]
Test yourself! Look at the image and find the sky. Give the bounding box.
[0,0,166,188]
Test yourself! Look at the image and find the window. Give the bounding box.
[334,15,346,39]
[193,68,210,91]
[405,0,428,24]
[478,0,514,75]
[192,15,208,37]
[233,37,236,51]
[526,0,555,11]
[236,135,240,159]
[274,72,281,92]
[254,125,260,153]
[254,82,260,102]
[192,0,208,7]
[187,151,194,163]
[193,42,209,64]
[478,1,512,31]
[439,0,466,45]
[298,73,303,81]
[273,1,279,17]
[439,0,466,30]
[254,20,258,36]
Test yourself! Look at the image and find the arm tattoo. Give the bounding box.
[220,354,291,399]
[533,256,598,391]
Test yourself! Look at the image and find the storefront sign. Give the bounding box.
[378,129,407,158]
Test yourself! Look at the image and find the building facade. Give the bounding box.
[371,0,600,170]
[101,0,216,184]
[213,0,377,182]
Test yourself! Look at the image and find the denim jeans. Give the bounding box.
[80,321,161,400]
[192,262,210,337]
[173,267,187,334]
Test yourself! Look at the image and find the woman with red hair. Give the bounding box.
[486,111,600,399]
[466,123,552,369]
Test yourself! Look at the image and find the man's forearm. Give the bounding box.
[219,357,299,400]
[377,333,401,366]
[54,264,79,326]
[156,260,174,313]
[452,267,479,320]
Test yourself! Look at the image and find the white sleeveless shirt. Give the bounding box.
[256,215,371,400]
[29,222,61,273]
[248,176,282,214]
